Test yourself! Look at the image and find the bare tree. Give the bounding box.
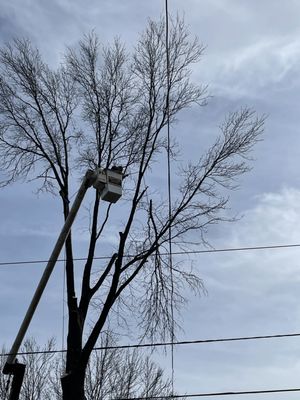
[0,339,56,400]
[0,16,264,399]
[1,335,174,400]
[80,333,174,400]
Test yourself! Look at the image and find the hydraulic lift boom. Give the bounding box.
[3,167,123,399]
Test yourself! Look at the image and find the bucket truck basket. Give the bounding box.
[93,167,123,203]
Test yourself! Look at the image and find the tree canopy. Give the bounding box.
[0,16,264,399]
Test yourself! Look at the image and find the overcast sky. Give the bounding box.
[1,1,300,398]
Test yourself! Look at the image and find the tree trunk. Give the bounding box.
[61,193,83,373]
[61,368,86,400]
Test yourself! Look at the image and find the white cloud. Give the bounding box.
[198,35,300,99]
[230,187,300,245]
[176,187,300,395]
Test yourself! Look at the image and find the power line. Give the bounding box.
[0,243,300,267]
[113,388,300,399]
[2,332,300,358]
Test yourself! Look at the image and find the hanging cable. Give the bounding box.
[164,0,175,393]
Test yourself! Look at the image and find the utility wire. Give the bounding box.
[113,388,300,399]
[2,332,300,357]
[0,243,300,267]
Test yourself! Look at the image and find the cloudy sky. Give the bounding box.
[1,0,300,398]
